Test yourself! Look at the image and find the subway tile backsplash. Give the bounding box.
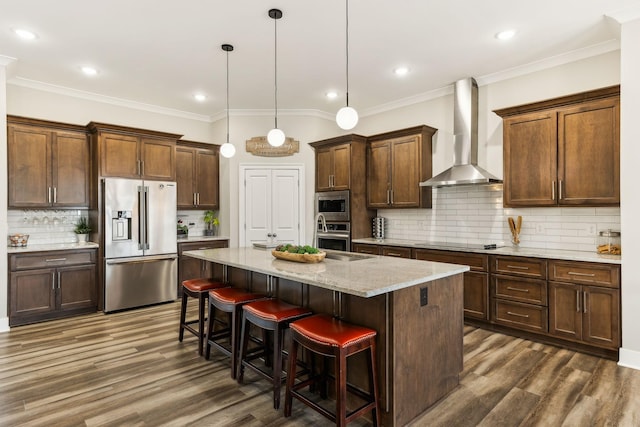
[7,210,89,245]
[377,185,621,252]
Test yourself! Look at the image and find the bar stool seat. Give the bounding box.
[284,314,380,426]
[237,299,312,409]
[179,278,227,356]
[205,287,265,378]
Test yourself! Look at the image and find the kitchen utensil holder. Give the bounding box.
[373,217,386,241]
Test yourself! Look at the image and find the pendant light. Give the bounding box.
[336,0,358,130]
[220,43,236,158]
[267,8,285,147]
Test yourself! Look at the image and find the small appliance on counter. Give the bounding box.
[373,217,386,241]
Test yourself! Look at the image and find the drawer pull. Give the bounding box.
[507,311,530,319]
[568,271,595,277]
[46,258,67,262]
[506,286,530,293]
[387,252,403,257]
[506,265,530,270]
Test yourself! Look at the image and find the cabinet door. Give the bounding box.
[176,147,196,208]
[140,137,175,181]
[351,243,380,255]
[390,136,420,207]
[331,145,351,190]
[582,285,620,349]
[195,149,219,209]
[549,281,582,341]
[52,130,90,207]
[9,268,56,322]
[381,246,412,258]
[316,147,333,191]
[8,125,51,207]
[503,111,557,207]
[100,132,140,178]
[367,141,391,208]
[558,98,620,206]
[57,264,97,312]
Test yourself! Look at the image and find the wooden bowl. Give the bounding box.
[271,250,326,263]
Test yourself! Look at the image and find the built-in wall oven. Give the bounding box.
[316,190,350,222]
[316,222,351,252]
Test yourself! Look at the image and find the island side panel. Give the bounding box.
[392,273,464,426]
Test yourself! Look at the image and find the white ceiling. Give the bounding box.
[1,1,639,121]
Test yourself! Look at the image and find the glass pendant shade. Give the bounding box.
[220,142,236,158]
[267,128,286,147]
[336,106,359,130]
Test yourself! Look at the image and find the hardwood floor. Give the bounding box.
[1,302,638,426]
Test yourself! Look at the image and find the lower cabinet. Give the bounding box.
[9,249,97,326]
[178,239,229,297]
[352,243,380,255]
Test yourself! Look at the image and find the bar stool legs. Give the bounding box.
[178,278,227,355]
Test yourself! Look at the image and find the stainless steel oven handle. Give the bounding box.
[317,232,350,239]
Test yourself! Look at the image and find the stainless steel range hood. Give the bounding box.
[420,77,502,187]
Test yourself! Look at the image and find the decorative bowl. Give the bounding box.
[271,250,326,263]
[8,234,29,247]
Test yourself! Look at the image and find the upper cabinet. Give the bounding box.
[176,141,220,210]
[8,116,90,208]
[367,125,436,209]
[495,86,620,207]
[311,134,367,192]
[87,122,180,181]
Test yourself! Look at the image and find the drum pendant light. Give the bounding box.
[267,8,285,147]
[220,44,236,158]
[336,0,358,130]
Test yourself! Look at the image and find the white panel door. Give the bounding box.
[243,167,301,246]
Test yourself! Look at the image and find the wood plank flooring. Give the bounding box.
[0,302,638,426]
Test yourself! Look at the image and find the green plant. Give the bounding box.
[204,210,219,229]
[74,217,91,234]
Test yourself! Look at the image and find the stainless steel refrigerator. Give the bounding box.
[103,178,178,312]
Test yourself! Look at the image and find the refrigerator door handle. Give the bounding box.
[106,254,178,265]
[143,186,150,250]
[138,185,146,250]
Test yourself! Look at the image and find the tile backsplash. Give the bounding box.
[177,210,217,237]
[7,210,89,245]
[377,185,621,252]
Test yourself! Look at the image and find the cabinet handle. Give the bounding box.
[137,160,141,176]
[507,311,530,319]
[141,160,145,176]
[46,258,67,262]
[196,193,200,205]
[576,290,581,312]
[506,265,529,270]
[506,286,530,293]
[386,252,403,257]
[193,193,197,206]
[331,175,334,188]
[57,272,61,289]
[387,190,391,205]
[583,291,588,314]
[198,247,211,250]
[552,181,556,201]
[390,190,394,204]
[52,272,56,289]
[559,180,563,200]
[48,187,52,204]
[568,271,595,277]
[53,187,57,204]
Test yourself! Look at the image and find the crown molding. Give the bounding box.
[210,108,334,122]
[360,86,452,118]
[0,55,17,67]
[606,6,640,23]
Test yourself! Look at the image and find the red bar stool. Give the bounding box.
[205,287,265,378]
[284,314,380,427]
[237,299,312,409]
[178,278,227,356]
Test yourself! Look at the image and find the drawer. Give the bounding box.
[492,256,547,279]
[415,249,488,272]
[352,243,380,255]
[493,299,548,332]
[178,240,228,255]
[10,250,96,271]
[549,260,620,289]
[381,246,412,259]
[493,275,548,306]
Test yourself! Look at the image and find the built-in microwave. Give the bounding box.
[315,190,350,222]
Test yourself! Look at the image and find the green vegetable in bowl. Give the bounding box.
[274,244,320,254]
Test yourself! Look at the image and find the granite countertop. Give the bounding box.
[177,235,229,243]
[352,237,622,265]
[7,242,100,254]
[184,247,468,298]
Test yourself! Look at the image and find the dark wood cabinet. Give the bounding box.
[381,246,412,258]
[176,142,220,209]
[548,260,620,350]
[367,126,436,209]
[178,240,228,297]
[88,122,179,181]
[8,117,90,208]
[9,249,97,326]
[414,248,490,321]
[315,143,351,191]
[352,243,380,255]
[496,86,620,207]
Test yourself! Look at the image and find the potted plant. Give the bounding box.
[204,210,219,236]
[74,217,92,244]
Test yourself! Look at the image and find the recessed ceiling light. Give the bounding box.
[394,67,409,76]
[495,29,516,41]
[194,93,206,102]
[81,66,98,76]
[13,28,37,40]
[326,91,338,99]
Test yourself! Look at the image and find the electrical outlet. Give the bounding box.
[420,287,428,306]
[535,224,544,234]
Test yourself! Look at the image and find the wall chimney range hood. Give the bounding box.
[420,77,502,187]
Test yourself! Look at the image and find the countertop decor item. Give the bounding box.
[271,249,326,263]
[74,217,91,244]
[508,215,522,245]
[203,210,219,236]
[8,233,29,247]
[597,229,621,254]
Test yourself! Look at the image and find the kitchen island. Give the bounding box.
[184,247,469,426]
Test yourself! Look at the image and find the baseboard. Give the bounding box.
[0,316,9,333]
[618,347,640,371]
